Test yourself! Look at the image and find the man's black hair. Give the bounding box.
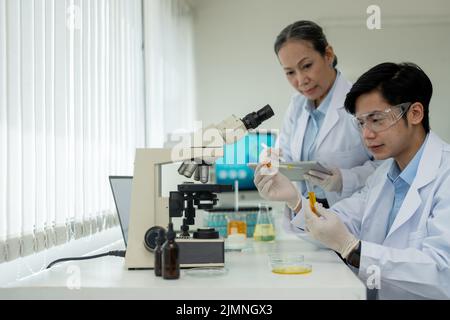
[344,62,432,133]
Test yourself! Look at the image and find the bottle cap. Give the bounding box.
[156,229,166,245]
[166,222,176,241]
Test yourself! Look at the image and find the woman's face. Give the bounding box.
[277,40,336,106]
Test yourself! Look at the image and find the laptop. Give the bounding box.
[109,176,133,247]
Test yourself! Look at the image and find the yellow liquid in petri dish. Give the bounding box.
[272,265,312,275]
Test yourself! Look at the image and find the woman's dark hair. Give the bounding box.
[274,20,337,68]
[344,62,432,133]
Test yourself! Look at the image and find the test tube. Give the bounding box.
[308,191,320,217]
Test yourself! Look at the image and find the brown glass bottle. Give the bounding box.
[154,229,166,277]
[162,222,179,280]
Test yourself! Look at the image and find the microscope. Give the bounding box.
[124,105,274,269]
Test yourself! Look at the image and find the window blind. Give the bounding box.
[143,0,196,147]
[0,0,145,263]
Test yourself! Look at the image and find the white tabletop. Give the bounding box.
[0,237,366,300]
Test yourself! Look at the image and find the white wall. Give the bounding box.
[192,0,450,140]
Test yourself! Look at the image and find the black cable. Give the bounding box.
[46,250,126,269]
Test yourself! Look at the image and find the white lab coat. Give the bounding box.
[291,132,450,299]
[278,71,377,206]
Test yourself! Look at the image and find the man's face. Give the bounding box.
[354,91,411,160]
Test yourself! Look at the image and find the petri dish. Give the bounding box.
[185,267,229,278]
[269,253,312,275]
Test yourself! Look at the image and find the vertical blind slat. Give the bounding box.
[104,0,112,212]
[119,0,124,173]
[20,0,36,235]
[6,0,23,238]
[98,0,106,214]
[54,0,68,228]
[67,0,76,224]
[73,0,83,223]
[136,0,145,148]
[34,0,47,233]
[109,0,117,178]
[0,0,7,240]
[90,0,98,222]
[45,0,56,232]
[82,0,91,225]
[114,0,119,174]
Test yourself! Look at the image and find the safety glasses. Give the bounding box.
[352,102,412,133]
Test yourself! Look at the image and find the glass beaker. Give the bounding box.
[226,211,247,237]
[253,203,275,242]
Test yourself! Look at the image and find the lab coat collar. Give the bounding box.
[315,71,350,150]
[385,132,443,239]
[386,134,427,185]
[410,132,441,190]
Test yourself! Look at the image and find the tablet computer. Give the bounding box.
[278,161,332,181]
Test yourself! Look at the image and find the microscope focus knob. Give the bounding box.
[144,226,166,252]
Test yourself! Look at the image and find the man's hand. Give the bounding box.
[304,203,359,258]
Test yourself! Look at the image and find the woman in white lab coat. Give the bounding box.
[270,20,376,212]
[264,62,450,299]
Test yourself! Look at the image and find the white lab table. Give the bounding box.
[0,237,366,300]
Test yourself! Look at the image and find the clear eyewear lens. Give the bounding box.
[354,102,412,133]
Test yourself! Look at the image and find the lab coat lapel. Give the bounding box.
[385,188,421,240]
[292,104,310,161]
[314,74,347,150]
[360,162,394,243]
[385,132,442,239]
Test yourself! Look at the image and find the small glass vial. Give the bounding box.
[154,229,166,277]
[226,211,247,237]
[226,211,247,250]
[162,222,180,280]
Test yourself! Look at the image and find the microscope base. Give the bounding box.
[178,238,225,268]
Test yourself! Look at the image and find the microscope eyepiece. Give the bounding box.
[257,104,275,122]
[241,104,274,130]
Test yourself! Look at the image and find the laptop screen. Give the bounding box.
[109,176,133,247]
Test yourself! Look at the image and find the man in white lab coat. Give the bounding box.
[254,62,450,299]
